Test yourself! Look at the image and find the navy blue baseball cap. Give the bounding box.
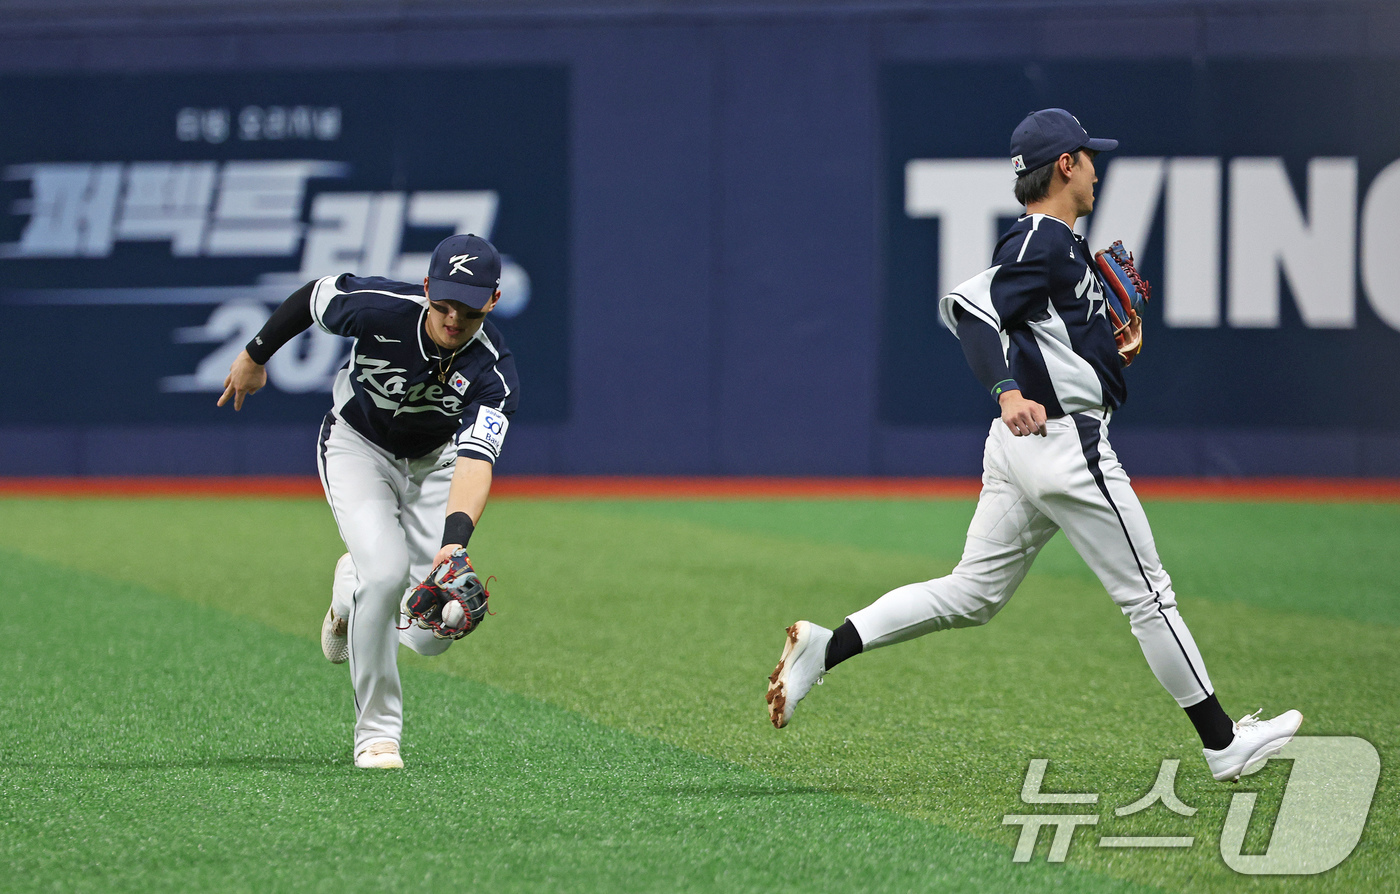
[1010,109,1118,177]
[427,234,501,310]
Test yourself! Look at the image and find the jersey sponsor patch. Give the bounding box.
[471,405,509,453]
[448,371,469,395]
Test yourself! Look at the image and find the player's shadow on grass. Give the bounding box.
[19,755,345,771]
[661,782,828,798]
[812,784,899,798]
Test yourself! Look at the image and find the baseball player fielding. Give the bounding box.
[220,234,519,769]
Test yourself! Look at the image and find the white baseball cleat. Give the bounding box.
[766,621,833,729]
[321,553,354,664]
[321,605,348,664]
[354,740,403,769]
[1203,709,1304,781]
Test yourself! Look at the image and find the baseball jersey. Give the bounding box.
[309,274,519,462]
[939,213,1127,418]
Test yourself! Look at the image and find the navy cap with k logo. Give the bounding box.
[428,234,502,310]
[1010,109,1118,177]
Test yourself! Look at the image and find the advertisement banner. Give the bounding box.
[880,60,1400,431]
[0,67,569,428]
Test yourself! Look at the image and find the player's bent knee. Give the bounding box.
[941,574,1015,627]
[952,600,1005,628]
[356,562,411,603]
[1119,592,1180,630]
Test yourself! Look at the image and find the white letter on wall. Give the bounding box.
[1228,158,1357,328]
[1361,158,1400,331]
[1165,158,1222,327]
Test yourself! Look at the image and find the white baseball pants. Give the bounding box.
[316,413,458,753]
[849,410,1214,708]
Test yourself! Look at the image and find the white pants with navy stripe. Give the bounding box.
[317,414,458,754]
[849,410,1214,708]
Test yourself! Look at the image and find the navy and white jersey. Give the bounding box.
[309,274,519,462]
[939,214,1126,418]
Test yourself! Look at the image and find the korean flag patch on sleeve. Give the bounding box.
[469,405,509,456]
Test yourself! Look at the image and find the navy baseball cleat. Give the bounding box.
[766,621,833,729]
[1203,709,1304,781]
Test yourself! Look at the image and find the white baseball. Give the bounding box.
[441,600,466,629]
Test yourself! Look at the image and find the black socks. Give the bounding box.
[1185,694,1235,751]
[824,620,863,670]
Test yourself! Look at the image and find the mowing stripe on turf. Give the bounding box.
[0,549,1150,894]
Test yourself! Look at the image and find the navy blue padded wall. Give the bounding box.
[0,2,1395,476]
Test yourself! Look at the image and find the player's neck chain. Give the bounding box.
[433,344,463,383]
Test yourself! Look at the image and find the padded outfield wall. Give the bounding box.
[0,0,1396,477]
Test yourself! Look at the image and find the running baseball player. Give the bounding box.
[767,110,1302,782]
[219,234,518,769]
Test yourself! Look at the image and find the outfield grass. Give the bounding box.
[0,495,1395,892]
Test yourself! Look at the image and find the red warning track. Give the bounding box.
[1,476,1399,502]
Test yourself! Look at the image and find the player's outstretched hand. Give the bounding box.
[998,390,1047,437]
[218,349,267,411]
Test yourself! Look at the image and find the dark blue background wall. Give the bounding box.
[0,0,1396,477]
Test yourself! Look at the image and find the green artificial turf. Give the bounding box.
[0,548,1134,894]
[0,495,1396,893]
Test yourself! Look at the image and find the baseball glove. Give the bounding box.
[1093,240,1151,365]
[401,548,491,640]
